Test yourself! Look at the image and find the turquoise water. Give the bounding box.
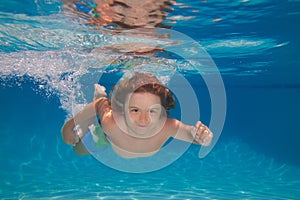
[1,0,300,199]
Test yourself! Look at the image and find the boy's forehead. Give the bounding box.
[127,92,161,104]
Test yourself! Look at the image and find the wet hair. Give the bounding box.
[110,72,175,116]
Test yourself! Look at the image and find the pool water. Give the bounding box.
[1,0,300,199]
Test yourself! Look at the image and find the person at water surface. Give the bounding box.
[62,0,177,54]
[62,72,213,158]
[62,0,174,28]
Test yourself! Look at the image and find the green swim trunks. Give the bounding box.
[90,123,110,147]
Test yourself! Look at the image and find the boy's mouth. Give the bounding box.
[137,124,148,128]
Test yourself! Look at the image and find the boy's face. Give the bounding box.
[124,92,166,138]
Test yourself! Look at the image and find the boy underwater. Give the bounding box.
[62,72,213,158]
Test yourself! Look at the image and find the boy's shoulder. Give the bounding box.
[164,118,180,135]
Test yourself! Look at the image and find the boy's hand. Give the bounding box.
[94,84,107,101]
[191,121,213,146]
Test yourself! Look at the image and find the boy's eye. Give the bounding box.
[130,109,139,113]
[150,109,159,115]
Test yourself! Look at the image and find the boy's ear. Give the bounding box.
[160,105,167,118]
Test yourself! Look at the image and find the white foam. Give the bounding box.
[0,49,182,116]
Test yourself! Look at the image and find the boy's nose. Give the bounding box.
[139,113,150,125]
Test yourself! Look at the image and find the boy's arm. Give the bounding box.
[61,97,109,154]
[169,119,213,146]
[61,102,96,144]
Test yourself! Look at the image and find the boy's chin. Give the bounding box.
[129,128,158,139]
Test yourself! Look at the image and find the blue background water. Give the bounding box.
[1,0,300,199]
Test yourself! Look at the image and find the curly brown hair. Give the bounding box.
[110,72,175,116]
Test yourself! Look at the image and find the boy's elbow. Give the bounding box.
[61,119,75,144]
